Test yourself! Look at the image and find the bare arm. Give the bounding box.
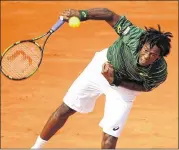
[61,8,120,27]
[119,80,149,92]
[86,8,121,27]
[101,62,148,92]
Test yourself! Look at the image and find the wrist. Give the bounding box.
[79,10,88,21]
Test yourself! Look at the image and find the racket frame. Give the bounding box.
[1,16,64,80]
[1,31,52,80]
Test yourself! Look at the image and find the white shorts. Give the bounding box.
[63,48,140,137]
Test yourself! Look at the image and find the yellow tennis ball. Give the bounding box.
[69,17,80,28]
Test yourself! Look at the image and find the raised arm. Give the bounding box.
[61,8,121,27]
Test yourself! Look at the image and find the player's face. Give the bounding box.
[139,43,161,66]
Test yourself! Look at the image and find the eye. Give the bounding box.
[144,49,148,52]
[150,53,157,57]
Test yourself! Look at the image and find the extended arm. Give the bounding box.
[61,8,120,27]
[84,8,120,27]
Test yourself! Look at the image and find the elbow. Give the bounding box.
[104,8,120,26]
[103,8,119,20]
[103,8,115,20]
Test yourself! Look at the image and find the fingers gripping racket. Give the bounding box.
[1,16,65,80]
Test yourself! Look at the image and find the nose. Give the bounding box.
[143,53,150,59]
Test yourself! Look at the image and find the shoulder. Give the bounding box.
[115,16,145,47]
[114,16,144,37]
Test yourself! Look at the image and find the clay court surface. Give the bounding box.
[1,1,178,148]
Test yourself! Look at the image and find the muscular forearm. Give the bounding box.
[84,8,120,27]
[86,8,114,20]
[120,80,148,92]
[61,8,120,27]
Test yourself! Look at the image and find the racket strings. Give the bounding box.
[2,42,42,79]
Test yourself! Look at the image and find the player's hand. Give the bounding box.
[101,62,114,84]
[61,9,80,21]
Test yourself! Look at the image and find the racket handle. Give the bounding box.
[50,16,65,33]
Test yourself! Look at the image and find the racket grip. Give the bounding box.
[50,16,65,32]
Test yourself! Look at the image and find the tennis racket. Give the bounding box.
[1,16,65,80]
